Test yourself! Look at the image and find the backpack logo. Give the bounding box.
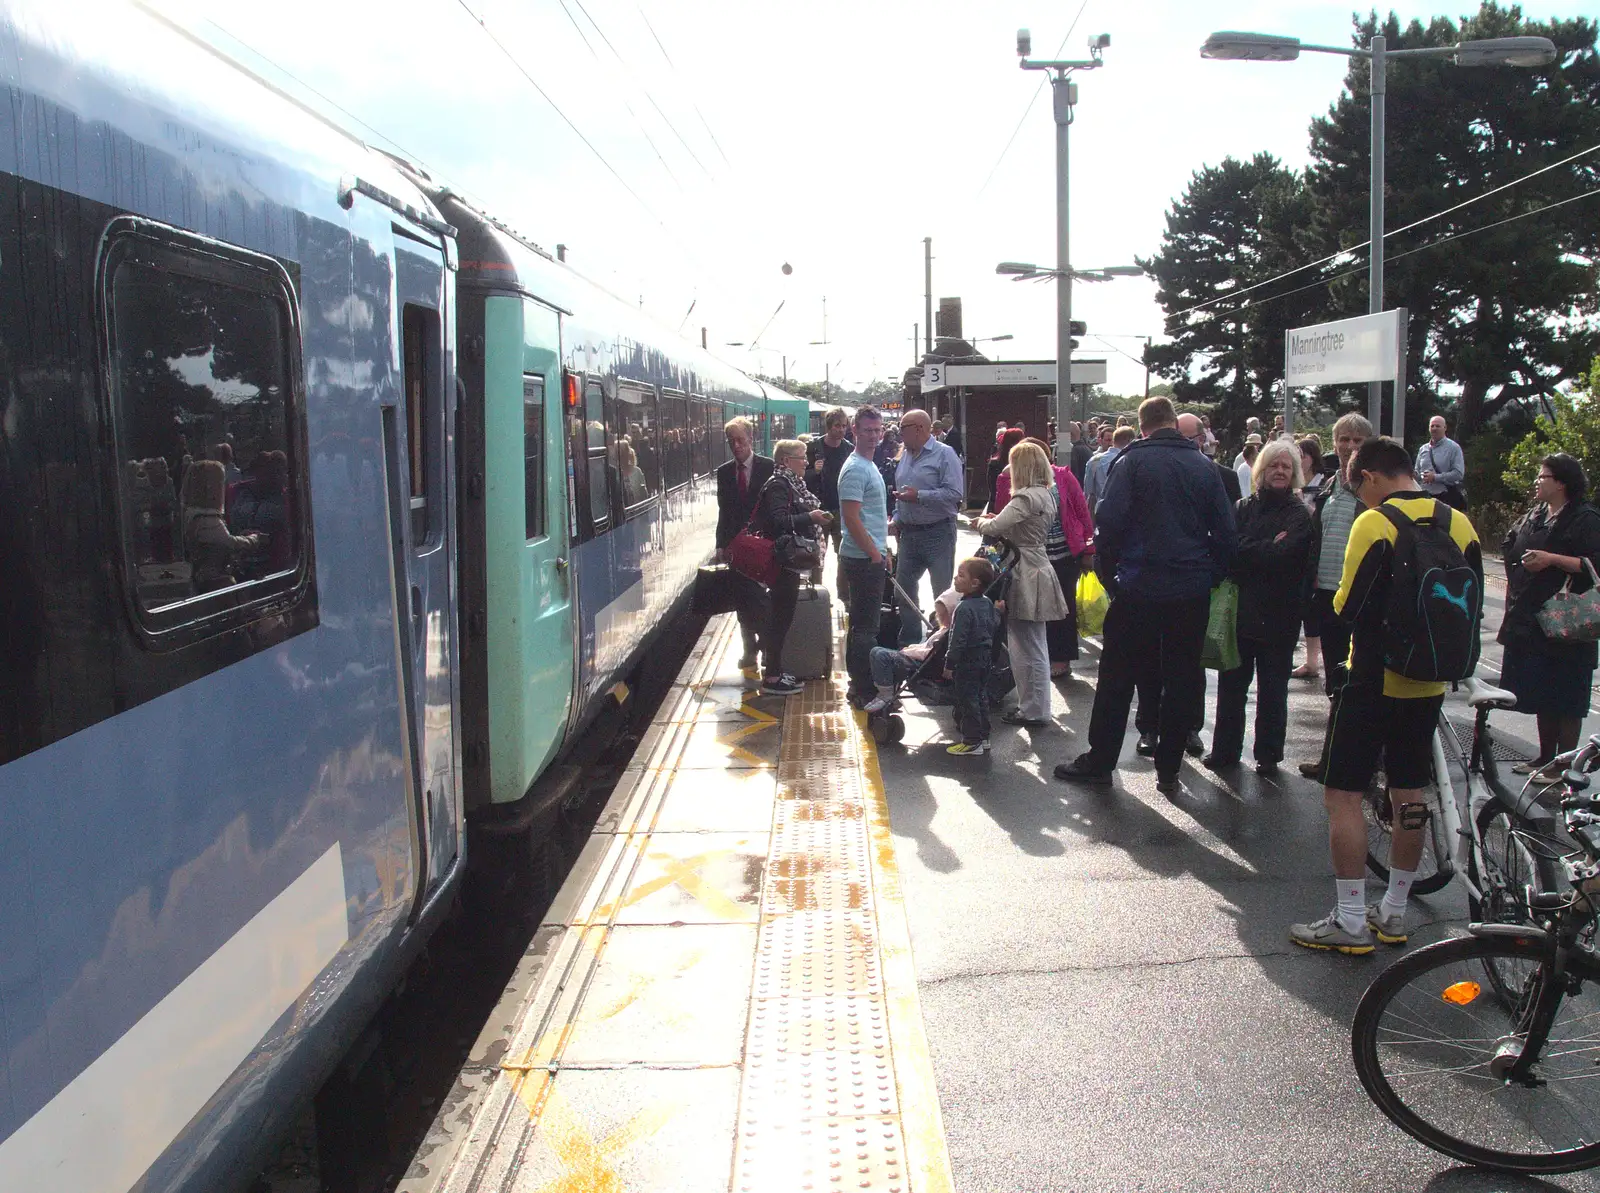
[1430,578,1473,618]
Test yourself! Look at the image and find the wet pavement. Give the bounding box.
[877,532,1600,1193]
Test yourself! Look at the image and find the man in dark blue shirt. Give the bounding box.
[1056,397,1236,793]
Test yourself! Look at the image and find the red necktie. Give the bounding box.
[738,464,748,498]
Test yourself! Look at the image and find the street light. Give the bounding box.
[971,333,1015,343]
[1201,26,1555,436]
[997,261,1143,282]
[1015,25,1112,455]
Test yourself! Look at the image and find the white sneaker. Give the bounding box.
[862,693,893,714]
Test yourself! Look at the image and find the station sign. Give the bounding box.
[922,359,1108,392]
[1284,310,1406,387]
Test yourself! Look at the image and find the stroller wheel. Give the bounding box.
[887,714,906,744]
[871,715,894,745]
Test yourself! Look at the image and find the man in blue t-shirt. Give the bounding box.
[837,406,890,706]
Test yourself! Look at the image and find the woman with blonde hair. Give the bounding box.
[1202,438,1310,774]
[970,440,1069,727]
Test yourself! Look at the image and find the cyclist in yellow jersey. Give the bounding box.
[1291,438,1483,954]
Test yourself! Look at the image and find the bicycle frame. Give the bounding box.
[1426,700,1547,905]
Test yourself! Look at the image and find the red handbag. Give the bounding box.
[727,527,778,586]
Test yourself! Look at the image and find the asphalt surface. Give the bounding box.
[874,532,1600,1193]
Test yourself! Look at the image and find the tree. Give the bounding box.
[1305,3,1600,437]
[1143,153,1321,437]
[1504,356,1600,495]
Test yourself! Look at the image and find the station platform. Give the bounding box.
[400,608,953,1193]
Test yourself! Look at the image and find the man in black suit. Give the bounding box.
[715,415,775,669]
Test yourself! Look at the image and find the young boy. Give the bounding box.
[944,556,1000,757]
[862,585,961,715]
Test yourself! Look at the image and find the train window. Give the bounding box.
[402,304,441,545]
[688,398,706,478]
[699,400,716,476]
[583,381,610,530]
[715,402,728,467]
[102,221,310,641]
[662,391,688,489]
[523,376,545,540]
[615,383,657,510]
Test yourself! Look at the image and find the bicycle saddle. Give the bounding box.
[1464,676,1517,709]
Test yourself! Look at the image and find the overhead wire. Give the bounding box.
[563,0,715,179]
[554,0,683,187]
[636,7,733,168]
[451,0,674,236]
[1188,187,1600,323]
[972,0,1093,199]
[1168,139,1600,320]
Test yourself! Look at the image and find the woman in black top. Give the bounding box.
[1204,440,1311,774]
[1499,452,1600,777]
[754,438,830,697]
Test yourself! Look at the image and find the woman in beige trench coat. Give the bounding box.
[970,440,1068,727]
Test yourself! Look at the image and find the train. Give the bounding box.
[0,5,810,1192]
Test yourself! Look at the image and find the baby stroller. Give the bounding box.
[864,542,1019,745]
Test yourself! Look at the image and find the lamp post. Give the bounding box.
[996,261,1142,418]
[1201,29,1555,435]
[1015,26,1111,462]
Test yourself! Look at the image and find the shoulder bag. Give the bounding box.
[726,505,778,587]
[1536,558,1600,644]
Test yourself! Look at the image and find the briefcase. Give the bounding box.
[779,584,834,680]
[692,565,760,616]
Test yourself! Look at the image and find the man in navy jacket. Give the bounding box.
[1056,397,1236,792]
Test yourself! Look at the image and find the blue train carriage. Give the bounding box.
[0,7,465,1192]
[432,191,767,850]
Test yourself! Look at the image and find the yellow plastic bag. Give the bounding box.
[1076,570,1109,636]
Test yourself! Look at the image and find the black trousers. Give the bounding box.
[762,570,800,678]
[842,556,885,697]
[1209,635,1295,765]
[1046,554,1080,662]
[1087,592,1210,776]
[1307,588,1352,697]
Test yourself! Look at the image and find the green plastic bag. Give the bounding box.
[1201,580,1241,672]
[1076,570,1109,637]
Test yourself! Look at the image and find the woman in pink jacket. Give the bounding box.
[994,439,1094,674]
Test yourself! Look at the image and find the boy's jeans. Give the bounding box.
[952,653,992,744]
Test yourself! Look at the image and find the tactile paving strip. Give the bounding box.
[732,603,926,1193]
[752,913,884,998]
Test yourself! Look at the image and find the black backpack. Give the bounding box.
[1377,501,1481,682]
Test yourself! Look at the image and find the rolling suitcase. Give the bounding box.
[779,583,834,680]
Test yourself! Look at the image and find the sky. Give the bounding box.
[165,0,1590,398]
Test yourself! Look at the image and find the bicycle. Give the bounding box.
[1350,735,1600,1174]
[1361,677,1558,972]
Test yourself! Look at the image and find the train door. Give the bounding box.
[384,229,460,907]
[517,299,573,774]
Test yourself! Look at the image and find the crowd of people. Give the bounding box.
[713,396,1600,956]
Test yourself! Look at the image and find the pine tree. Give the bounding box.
[1142,154,1318,437]
[1305,3,1600,436]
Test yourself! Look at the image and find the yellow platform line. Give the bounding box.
[857,708,955,1193]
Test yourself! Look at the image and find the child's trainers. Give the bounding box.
[761,673,804,696]
[946,740,989,757]
[862,693,893,714]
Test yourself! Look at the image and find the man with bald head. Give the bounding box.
[1179,412,1242,504]
[891,408,965,646]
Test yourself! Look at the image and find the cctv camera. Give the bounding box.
[1091,32,1111,50]
[1016,28,1031,57]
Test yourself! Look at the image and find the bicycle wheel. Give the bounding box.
[1351,933,1600,1174]
[1468,798,1560,1005]
[1365,784,1451,896]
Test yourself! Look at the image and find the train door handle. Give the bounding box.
[554,557,569,574]
[410,584,424,636]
